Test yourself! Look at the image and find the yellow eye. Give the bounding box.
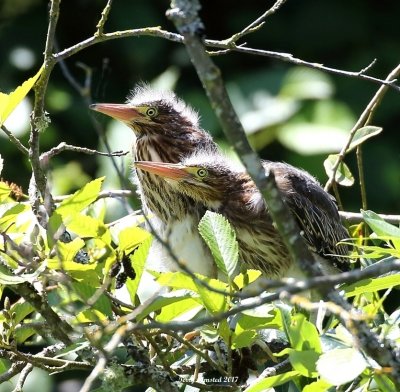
[146,107,158,117]
[196,168,208,178]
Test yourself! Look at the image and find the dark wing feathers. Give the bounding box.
[262,161,350,271]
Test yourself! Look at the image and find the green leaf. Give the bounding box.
[347,126,383,152]
[198,211,239,280]
[362,210,400,249]
[135,290,194,322]
[10,300,35,324]
[156,297,201,322]
[0,359,9,373]
[324,154,354,186]
[71,281,112,317]
[156,271,228,314]
[233,269,262,290]
[0,203,29,229]
[231,330,259,349]
[287,313,322,353]
[55,177,105,218]
[0,155,2,176]
[0,65,43,126]
[235,306,282,333]
[0,181,10,202]
[15,326,36,344]
[303,379,332,392]
[118,226,151,254]
[288,349,320,377]
[317,348,368,386]
[244,370,299,392]
[344,274,400,297]
[124,236,152,303]
[56,237,86,261]
[65,214,107,238]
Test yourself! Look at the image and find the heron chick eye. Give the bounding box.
[196,168,208,178]
[146,107,158,117]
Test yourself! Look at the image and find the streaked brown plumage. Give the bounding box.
[135,152,350,277]
[91,86,219,275]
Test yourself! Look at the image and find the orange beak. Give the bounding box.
[134,161,189,181]
[90,103,141,122]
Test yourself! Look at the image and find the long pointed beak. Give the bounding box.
[134,161,189,181]
[90,103,140,122]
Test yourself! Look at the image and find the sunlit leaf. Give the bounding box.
[55,177,105,218]
[156,270,228,314]
[65,214,107,239]
[198,211,239,280]
[118,226,151,254]
[233,269,262,290]
[156,297,201,322]
[317,348,368,385]
[344,274,400,297]
[244,370,299,392]
[0,65,43,126]
[362,210,400,249]
[125,236,152,303]
[231,330,258,349]
[135,290,194,322]
[0,181,11,202]
[74,309,108,323]
[347,126,383,152]
[303,379,332,392]
[324,154,354,186]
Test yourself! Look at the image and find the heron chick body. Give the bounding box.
[91,86,219,276]
[135,152,351,278]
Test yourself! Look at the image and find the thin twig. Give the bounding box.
[339,211,400,225]
[11,364,33,392]
[223,0,287,44]
[40,142,128,162]
[95,0,113,36]
[53,189,133,202]
[0,125,29,155]
[324,63,400,191]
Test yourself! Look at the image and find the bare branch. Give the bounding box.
[11,364,33,392]
[223,0,288,45]
[95,0,113,36]
[40,142,128,163]
[339,210,400,225]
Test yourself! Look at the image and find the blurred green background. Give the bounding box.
[1,0,399,217]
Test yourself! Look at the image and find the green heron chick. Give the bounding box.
[91,86,219,275]
[135,153,350,277]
